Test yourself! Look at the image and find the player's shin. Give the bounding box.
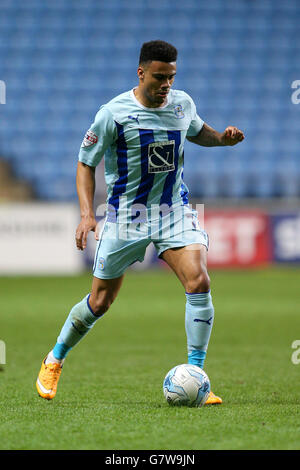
[185,291,214,369]
[51,294,104,361]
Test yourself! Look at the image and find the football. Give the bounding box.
[163,364,210,407]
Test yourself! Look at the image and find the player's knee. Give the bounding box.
[92,300,112,315]
[186,272,210,294]
[90,294,114,316]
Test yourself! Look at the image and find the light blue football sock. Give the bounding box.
[52,294,103,360]
[185,291,214,369]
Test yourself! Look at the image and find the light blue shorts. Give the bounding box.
[93,205,209,279]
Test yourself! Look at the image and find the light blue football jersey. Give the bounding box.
[78,88,204,222]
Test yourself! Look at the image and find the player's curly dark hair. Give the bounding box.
[139,40,177,65]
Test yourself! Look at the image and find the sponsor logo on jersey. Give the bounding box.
[148,140,175,173]
[81,129,98,148]
[174,104,184,119]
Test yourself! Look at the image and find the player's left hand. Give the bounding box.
[221,126,244,146]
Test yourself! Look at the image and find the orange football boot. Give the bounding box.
[205,391,223,405]
[36,357,63,400]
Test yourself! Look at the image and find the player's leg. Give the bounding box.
[89,275,124,314]
[36,275,123,400]
[36,219,150,400]
[161,243,210,292]
[51,275,124,360]
[161,244,222,404]
[161,244,213,367]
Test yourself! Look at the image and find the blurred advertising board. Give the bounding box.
[84,208,276,270]
[270,213,300,263]
[0,203,83,274]
[204,210,272,267]
[5,204,295,274]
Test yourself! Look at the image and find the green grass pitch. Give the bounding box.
[0,266,299,450]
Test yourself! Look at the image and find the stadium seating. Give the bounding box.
[0,0,299,200]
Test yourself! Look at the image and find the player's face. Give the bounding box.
[137,61,176,107]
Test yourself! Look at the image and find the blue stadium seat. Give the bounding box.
[273,157,300,197]
[0,0,299,200]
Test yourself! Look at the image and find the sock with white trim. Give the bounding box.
[45,349,64,365]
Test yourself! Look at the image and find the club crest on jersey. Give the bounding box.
[81,129,98,148]
[174,104,184,119]
[148,140,175,173]
[98,257,105,270]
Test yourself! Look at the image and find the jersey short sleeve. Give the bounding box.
[78,106,117,167]
[186,96,204,137]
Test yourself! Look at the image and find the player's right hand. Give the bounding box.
[75,216,98,251]
[222,126,244,146]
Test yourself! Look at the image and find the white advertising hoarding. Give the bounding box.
[0,203,84,274]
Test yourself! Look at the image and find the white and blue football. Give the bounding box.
[163,364,210,407]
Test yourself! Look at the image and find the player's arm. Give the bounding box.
[75,162,97,251]
[76,106,116,251]
[187,123,244,147]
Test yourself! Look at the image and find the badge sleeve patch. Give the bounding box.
[81,129,99,148]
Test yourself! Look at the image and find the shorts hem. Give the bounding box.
[93,257,144,280]
[157,241,208,258]
[93,270,126,280]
